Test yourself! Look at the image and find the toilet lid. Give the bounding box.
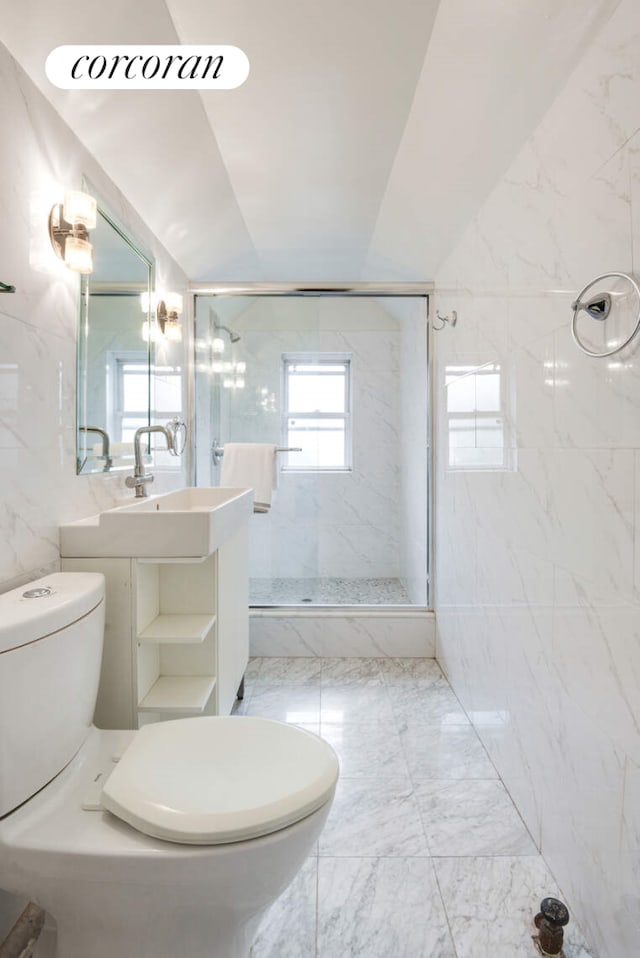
[100,716,339,845]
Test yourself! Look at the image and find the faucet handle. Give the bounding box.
[125,473,154,495]
[166,418,187,456]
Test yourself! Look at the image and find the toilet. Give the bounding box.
[0,572,338,958]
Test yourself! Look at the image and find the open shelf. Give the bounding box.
[137,613,216,644]
[138,675,217,713]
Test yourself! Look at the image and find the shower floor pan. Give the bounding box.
[249,577,413,607]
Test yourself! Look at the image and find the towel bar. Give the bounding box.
[211,441,302,466]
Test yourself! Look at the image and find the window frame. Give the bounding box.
[280,352,352,472]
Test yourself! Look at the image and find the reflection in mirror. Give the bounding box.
[77,199,153,474]
[445,361,515,471]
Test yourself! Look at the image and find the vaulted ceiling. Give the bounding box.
[0,0,620,281]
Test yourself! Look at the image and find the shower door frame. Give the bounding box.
[190,282,434,611]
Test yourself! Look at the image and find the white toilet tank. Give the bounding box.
[0,572,105,817]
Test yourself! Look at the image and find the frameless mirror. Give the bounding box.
[76,198,153,474]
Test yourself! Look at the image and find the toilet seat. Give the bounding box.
[101,716,339,845]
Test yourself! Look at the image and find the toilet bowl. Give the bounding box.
[0,573,338,958]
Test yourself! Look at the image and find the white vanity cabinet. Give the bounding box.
[61,524,249,729]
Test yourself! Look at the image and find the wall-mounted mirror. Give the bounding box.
[76,194,153,474]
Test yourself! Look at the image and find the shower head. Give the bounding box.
[215,323,241,343]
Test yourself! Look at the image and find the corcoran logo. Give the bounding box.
[45,45,249,90]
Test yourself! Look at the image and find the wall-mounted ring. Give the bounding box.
[571,271,640,358]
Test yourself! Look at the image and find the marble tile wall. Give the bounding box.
[0,41,189,596]
[434,1,640,955]
[250,610,436,657]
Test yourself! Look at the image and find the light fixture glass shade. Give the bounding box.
[165,292,183,314]
[141,320,157,343]
[165,320,182,343]
[64,236,93,273]
[63,190,97,229]
[140,291,154,314]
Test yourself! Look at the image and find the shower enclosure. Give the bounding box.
[193,287,431,609]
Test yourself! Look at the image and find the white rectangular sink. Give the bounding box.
[59,487,253,558]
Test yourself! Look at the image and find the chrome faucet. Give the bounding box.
[125,425,175,498]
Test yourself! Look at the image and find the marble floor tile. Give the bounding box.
[319,778,430,858]
[319,722,411,781]
[390,684,470,727]
[414,780,538,857]
[235,658,593,957]
[245,683,321,724]
[317,857,456,958]
[434,856,594,958]
[251,857,318,958]
[400,724,499,780]
[320,685,395,724]
[245,657,264,679]
[321,657,384,685]
[257,656,322,685]
[378,657,445,688]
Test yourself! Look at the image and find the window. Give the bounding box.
[281,354,351,471]
[445,362,513,470]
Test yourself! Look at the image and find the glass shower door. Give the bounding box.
[194,293,429,608]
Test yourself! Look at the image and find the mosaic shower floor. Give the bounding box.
[249,576,413,606]
[235,657,594,958]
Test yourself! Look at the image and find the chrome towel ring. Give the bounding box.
[571,271,640,357]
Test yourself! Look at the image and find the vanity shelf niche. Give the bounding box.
[134,555,218,720]
[61,520,249,729]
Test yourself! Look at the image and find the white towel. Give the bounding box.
[220,443,278,511]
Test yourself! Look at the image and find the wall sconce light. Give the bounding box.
[48,190,97,274]
[141,291,183,342]
[158,294,183,342]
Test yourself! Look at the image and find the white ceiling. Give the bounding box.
[0,0,621,282]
